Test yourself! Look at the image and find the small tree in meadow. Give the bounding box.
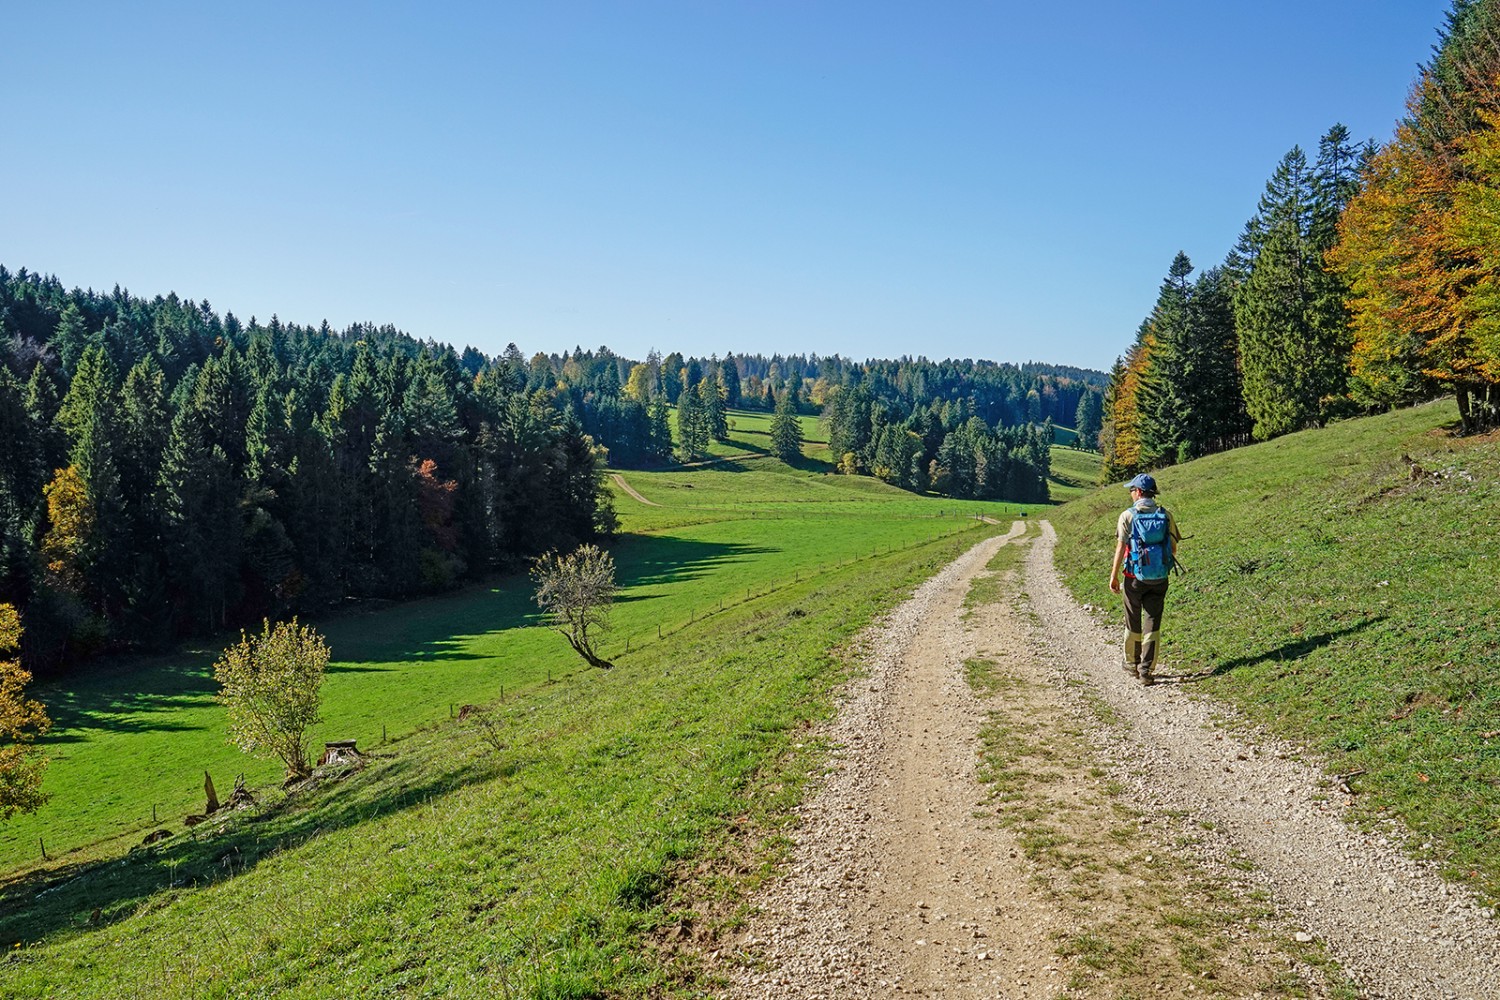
[532,544,616,669]
[213,618,328,780]
[0,605,50,819]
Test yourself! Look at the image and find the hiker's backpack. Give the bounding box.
[1127,507,1173,581]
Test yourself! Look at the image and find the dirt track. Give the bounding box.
[721,522,1500,998]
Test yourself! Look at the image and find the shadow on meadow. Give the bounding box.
[281,535,769,668]
[0,749,499,946]
[35,655,219,743]
[32,533,763,746]
[610,533,774,589]
[1177,618,1383,681]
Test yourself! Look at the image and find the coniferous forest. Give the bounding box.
[0,274,617,674]
[0,270,1101,675]
[1102,0,1500,479]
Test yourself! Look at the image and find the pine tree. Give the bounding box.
[1136,253,1195,465]
[648,393,673,462]
[675,386,708,462]
[720,354,742,406]
[699,372,729,441]
[769,385,804,462]
[1235,145,1350,438]
[1074,389,1103,452]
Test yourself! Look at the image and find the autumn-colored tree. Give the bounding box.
[623,362,654,403]
[413,458,463,590]
[0,604,51,819]
[1100,329,1153,480]
[1443,106,1500,388]
[40,465,94,600]
[1330,1,1500,431]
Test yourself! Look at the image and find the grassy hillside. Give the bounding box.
[1,444,1015,997]
[1047,445,1102,501]
[1050,399,1500,903]
[4,460,1011,874]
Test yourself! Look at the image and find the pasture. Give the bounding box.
[1,453,1005,996]
[4,453,1008,876]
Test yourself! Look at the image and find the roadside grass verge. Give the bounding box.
[1049,399,1500,903]
[963,568,1357,998]
[0,527,997,997]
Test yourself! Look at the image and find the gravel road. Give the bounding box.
[721,521,1500,999]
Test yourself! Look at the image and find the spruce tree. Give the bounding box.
[675,386,707,462]
[1135,252,1195,466]
[770,385,804,462]
[1235,145,1350,438]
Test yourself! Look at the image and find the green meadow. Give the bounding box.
[0,415,1033,997]
[3,464,1006,874]
[1051,399,1500,903]
[4,522,1000,997]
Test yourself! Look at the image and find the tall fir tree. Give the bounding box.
[1235,143,1352,439]
[769,385,804,461]
[675,385,708,462]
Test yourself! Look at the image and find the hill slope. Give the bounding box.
[1,452,1014,997]
[1050,399,1500,903]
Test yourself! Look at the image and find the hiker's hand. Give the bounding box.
[1108,576,1120,594]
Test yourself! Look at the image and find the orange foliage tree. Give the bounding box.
[0,604,51,819]
[1100,329,1154,480]
[1331,5,1500,432]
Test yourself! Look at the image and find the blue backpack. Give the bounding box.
[1128,507,1173,581]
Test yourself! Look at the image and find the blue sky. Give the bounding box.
[3,1,1450,371]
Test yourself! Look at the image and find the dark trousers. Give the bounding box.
[1122,576,1169,670]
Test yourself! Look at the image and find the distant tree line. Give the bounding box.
[525,345,1103,481]
[0,272,615,674]
[820,368,1057,503]
[1105,0,1500,479]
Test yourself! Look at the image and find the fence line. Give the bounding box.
[35,516,1006,864]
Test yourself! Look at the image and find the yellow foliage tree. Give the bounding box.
[1331,52,1500,431]
[40,465,93,598]
[1100,332,1154,480]
[623,363,654,403]
[214,619,329,780]
[0,605,51,819]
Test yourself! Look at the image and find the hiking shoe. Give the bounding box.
[1137,665,1155,686]
[1123,661,1140,676]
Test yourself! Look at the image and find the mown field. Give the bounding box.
[0,412,1034,996]
[1051,399,1500,904]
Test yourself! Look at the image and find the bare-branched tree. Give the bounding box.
[531,544,616,669]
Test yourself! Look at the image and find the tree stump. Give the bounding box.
[318,740,363,767]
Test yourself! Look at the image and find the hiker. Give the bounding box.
[1108,473,1179,685]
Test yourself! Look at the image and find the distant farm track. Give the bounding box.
[610,473,660,506]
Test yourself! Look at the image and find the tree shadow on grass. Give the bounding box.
[324,534,770,665]
[1174,618,1383,682]
[0,749,503,945]
[610,534,774,589]
[784,453,837,475]
[34,653,219,742]
[29,536,767,745]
